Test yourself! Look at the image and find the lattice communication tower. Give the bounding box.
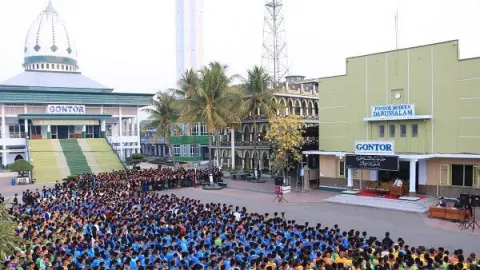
[261,0,289,85]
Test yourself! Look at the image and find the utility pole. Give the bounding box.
[262,0,289,86]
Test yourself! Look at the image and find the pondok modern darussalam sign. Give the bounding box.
[371,104,415,118]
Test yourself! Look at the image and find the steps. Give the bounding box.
[77,139,101,174]
[29,140,63,183]
[59,139,92,175]
[84,139,124,172]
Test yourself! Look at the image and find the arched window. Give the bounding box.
[56,64,59,70]
[62,65,64,70]
[36,64,39,69]
[14,155,24,161]
[41,64,44,69]
[46,64,50,69]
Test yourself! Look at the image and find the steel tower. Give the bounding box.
[261,0,289,85]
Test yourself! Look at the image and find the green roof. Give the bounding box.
[0,88,152,106]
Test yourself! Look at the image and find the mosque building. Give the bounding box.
[0,1,151,182]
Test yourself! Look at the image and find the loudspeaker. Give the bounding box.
[471,195,480,208]
[274,177,283,186]
[459,193,470,207]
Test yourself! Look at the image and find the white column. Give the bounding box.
[242,158,245,170]
[230,128,235,169]
[347,168,353,190]
[24,119,29,139]
[1,104,6,167]
[409,159,417,195]
[119,107,124,160]
[303,165,311,190]
[101,120,106,134]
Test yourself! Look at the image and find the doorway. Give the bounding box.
[58,126,69,139]
[378,161,419,190]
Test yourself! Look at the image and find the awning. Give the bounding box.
[302,150,480,160]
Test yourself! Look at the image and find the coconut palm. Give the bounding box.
[143,91,180,158]
[0,201,19,259]
[176,62,243,169]
[241,66,280,176]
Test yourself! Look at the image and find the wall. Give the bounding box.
[318,40,480,155]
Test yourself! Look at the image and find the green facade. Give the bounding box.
[170,135,209,145]
[319,40,480,154]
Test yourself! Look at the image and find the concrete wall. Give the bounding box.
[318,40,480,155]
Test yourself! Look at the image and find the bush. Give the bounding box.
[8,160,33,177]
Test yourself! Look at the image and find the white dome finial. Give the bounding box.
[45,0,55,12]
[23,0,78,72]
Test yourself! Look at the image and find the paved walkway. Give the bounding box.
[323,194,438,213]
[161,187,480,254]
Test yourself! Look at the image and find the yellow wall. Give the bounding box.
[319,40,480,154]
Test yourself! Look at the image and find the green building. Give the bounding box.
[305,40,480,197]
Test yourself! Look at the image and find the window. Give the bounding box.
[389,124,396,137]
[378,125,385,138]
[338,160,345,177]
[173,145,180,157]
[451,165,474,187]
[190,145,197,156]
[411,124,418,137]
[200,123,208,135]
[400,124,407,137]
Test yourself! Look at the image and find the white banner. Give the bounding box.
[355,141,395,155]
[47,105,86,114]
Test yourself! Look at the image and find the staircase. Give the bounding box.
[29,140,63,183]
[84,139,124,172]
[59,139,92,175]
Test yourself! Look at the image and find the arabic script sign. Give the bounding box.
[346,154,399,171]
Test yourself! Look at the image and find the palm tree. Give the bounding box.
[0,201,19,259]
[176,62,243,169]
[241,66,280,176]
[143,91,180,158]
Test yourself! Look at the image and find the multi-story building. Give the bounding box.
[215,75,319,171]
[304,40,480,197]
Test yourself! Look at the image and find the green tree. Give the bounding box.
[125,153,147,168]
[0,201,20,259]
[265,115,304,181]
[143,91,180,157]
[176,62,243,168]
[8,159,33,177]
[240,66,281,175]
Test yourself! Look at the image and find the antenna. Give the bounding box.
[394,6,400,74]
[262,0,289,86]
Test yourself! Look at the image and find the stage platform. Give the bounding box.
[324,194,438,213]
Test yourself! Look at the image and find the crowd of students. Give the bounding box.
[1,168,478,270]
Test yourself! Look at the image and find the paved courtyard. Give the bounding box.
[2,176,480,254]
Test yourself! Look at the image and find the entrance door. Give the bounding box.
[58,126,69,139]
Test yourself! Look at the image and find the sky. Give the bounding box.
[0,0,480,95]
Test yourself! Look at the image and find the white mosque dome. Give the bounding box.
[23,0,78,72]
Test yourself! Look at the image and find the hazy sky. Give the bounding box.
[1,0,479,94]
